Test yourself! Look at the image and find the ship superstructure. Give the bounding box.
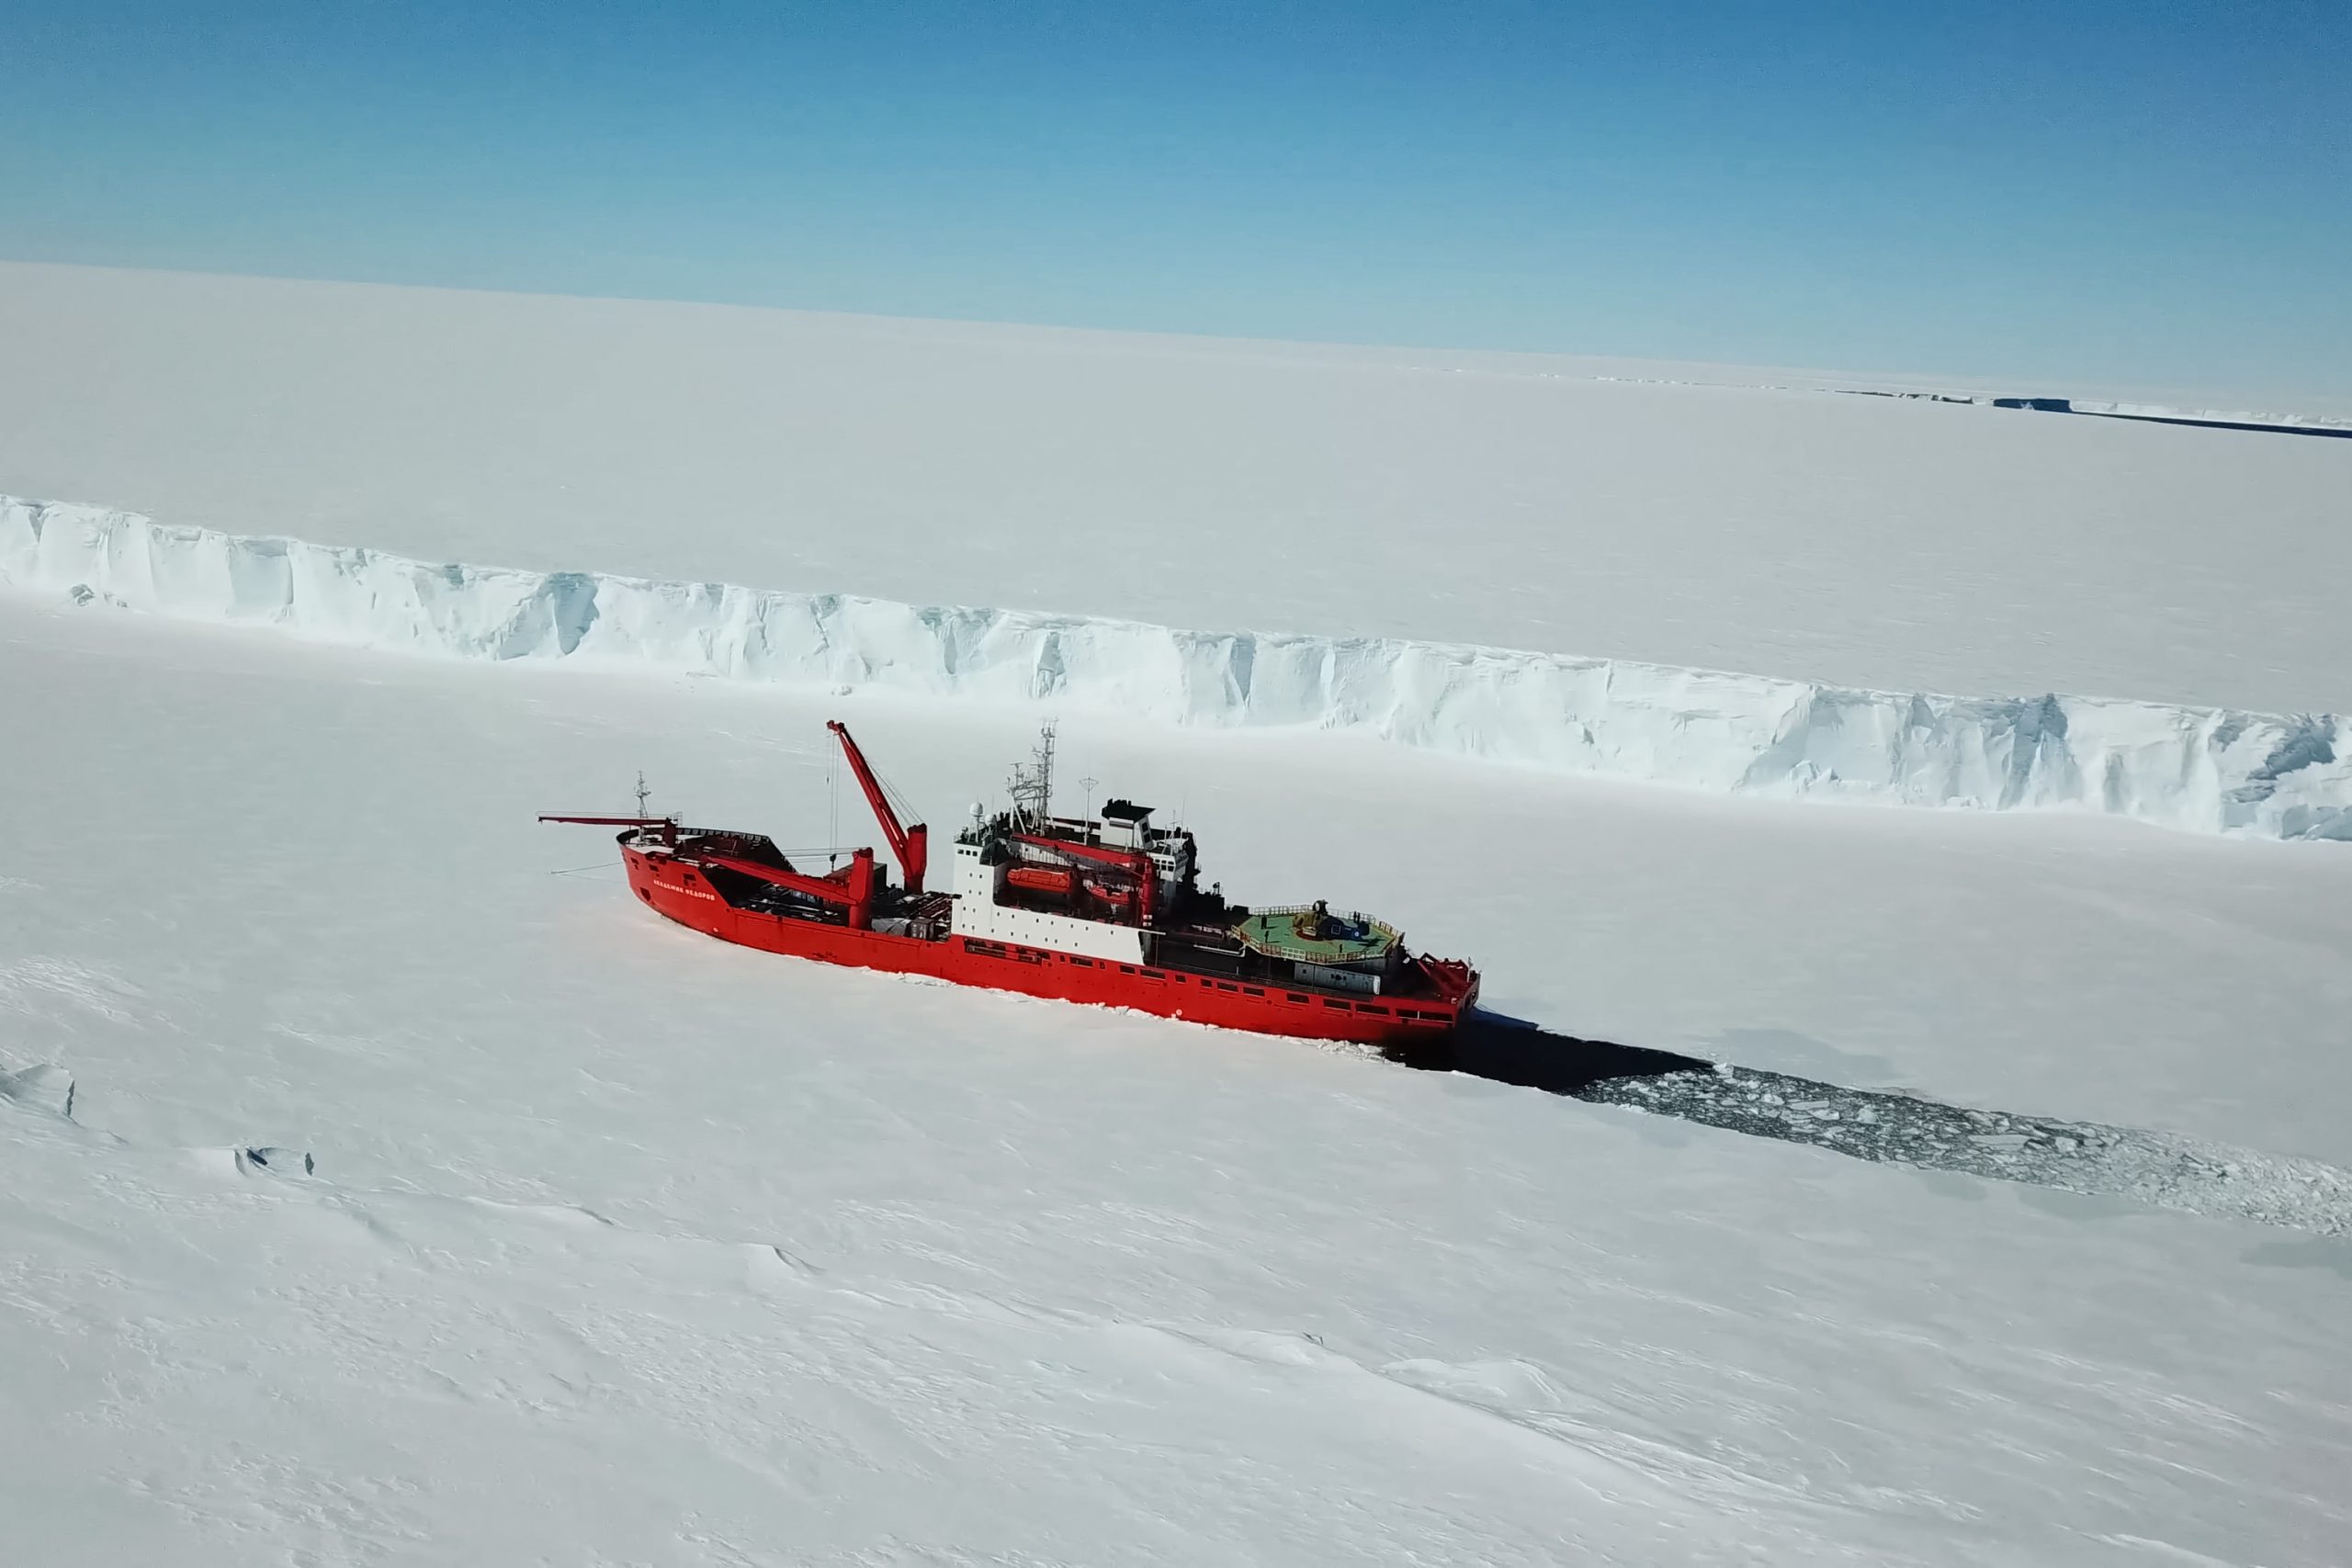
[542,722,1479,1044]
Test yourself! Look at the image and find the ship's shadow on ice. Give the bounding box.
[1383,1013,1710,1096]
[1385,1014,2352,1236]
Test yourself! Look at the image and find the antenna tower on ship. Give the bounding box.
[1007,720,1057,831]
[634,771,652,818]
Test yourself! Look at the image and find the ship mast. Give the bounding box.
[1007,721,1057,832]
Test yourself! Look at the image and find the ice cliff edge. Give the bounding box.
[6,494,2345,841]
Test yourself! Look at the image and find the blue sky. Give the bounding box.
[4,2,2346,393]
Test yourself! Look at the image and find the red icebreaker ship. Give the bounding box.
[543,722,1480,1045]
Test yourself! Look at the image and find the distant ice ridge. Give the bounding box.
[6,493,2347,841]
[1820,389,2352,437]
[2064,400,2352,433]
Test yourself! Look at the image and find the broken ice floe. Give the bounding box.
[1396,1021,2352,1236]
[1581,1066,2352,1235]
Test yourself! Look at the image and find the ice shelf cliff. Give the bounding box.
[6,494,2345,840]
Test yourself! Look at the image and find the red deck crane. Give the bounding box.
[828,721,927,896]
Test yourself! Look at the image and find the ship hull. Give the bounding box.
[624,846,1469,1046]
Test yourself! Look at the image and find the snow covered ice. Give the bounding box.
[8,598,2352,1566]
[6,260,2350,716]
[5,265,2352,1566]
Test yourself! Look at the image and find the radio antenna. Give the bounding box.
[1007,719,1058,830]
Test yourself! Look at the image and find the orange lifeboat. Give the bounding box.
[1006,864,1075,896]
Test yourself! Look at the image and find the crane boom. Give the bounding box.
[537,813,678,846]
[695,848,878,923]
[827,721,926,894]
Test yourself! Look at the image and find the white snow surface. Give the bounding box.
[4,262,2349,716]
[8,492,2347,841]
[6,263,2350,1564]
[5,597,2351,1566]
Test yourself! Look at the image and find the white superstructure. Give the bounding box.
[947,836,1149,962]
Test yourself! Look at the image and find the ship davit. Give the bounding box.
[542,721,1480,1045]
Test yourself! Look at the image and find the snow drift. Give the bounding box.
[6,494,2346,841]
[0,1061,74,1120]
